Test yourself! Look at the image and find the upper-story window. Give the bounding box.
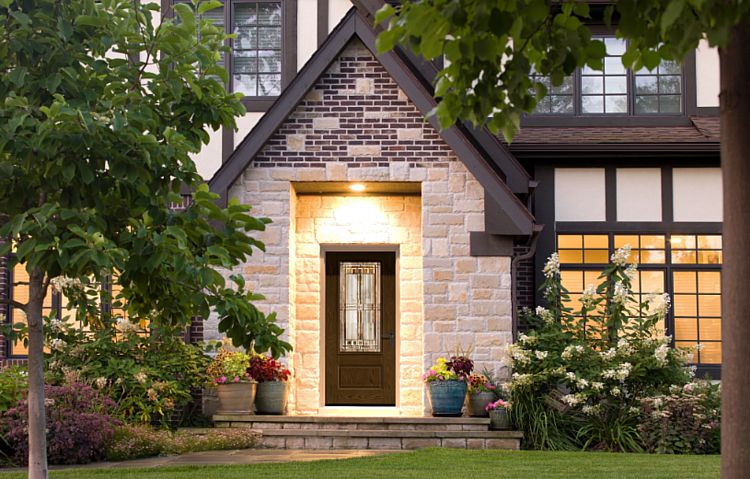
[231,2,282,96]
[532,37,683,116]
[175,0,296,107]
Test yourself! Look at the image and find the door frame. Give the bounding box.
[319,244,400,408]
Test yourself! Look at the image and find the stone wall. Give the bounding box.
[294,194,423,415]
[215,38,514,415]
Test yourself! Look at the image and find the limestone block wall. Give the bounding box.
[294,194,423,416]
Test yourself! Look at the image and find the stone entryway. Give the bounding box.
[214,415,523,450]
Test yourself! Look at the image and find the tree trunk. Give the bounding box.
[720,20,750,479]
[26,268,47,479]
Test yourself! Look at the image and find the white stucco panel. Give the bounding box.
[235,112,264,148]
[329,0,353,32]
[673,168,723,222]
[192,127,223,180]
[554,168,607,222]
[696,40,720,108]
[616,168,662,222]
[297,0,318,70]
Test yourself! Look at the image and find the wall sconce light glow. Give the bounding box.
[349,183,366,193]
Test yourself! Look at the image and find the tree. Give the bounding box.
[0,1,291,477]
[377,0,748,476]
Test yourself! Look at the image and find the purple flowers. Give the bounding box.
[1,384,121,465]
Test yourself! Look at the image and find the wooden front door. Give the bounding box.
[325,251,396,405]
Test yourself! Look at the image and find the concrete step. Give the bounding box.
[256,429,522,450]
[213,415,523,450]
[214,414,490,430]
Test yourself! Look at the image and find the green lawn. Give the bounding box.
[0,449,720,479]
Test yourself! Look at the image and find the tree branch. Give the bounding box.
[0,297,28,312]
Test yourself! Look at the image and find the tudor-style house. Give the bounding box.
[0,0,722,418]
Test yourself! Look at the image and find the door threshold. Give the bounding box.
[317,406,402,417]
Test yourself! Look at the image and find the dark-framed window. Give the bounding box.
[556,233,722,370]
[531,162,723,378]
[531,36,683,118]
[165,0,297,111]
[1,259,133,358]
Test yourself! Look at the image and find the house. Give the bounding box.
[1,0,722,419]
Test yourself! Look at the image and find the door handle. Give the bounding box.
[382,332,395,342]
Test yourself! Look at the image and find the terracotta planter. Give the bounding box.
[467,391,496,417]
[489,407,510,430]
[427,380,467,417]
[216,382,256,414]
[254,380,289,415]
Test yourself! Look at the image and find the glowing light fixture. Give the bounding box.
[349,183,366,193]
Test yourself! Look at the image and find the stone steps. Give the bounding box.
[213,415,523,450]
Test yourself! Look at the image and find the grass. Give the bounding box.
[0,449,720,479]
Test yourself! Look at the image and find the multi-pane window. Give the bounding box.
[673,271,721,364]
[232,2,282,96]
[532,37,683,116]
[634,60,683,114]
[3,264,133,357]
[581,38,628,114]
[176,0,285,98]
[557,233,722,367]
[531,75,575,114]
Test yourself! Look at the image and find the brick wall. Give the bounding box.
[219,38,514,415]
[0,252,8,364]
[251,42,452,169]
[513,245,535,312]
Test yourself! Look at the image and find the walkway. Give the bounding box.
[52,449,404,470]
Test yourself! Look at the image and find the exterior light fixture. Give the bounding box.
[349,183,366,192]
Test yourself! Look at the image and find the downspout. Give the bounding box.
[510,178,542,343]
[510,226,542,342]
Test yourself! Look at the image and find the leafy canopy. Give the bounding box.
[376,0,749,140]
[0,0,291,357]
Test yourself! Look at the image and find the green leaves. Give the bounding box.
[0,0,288,358]
[7,67,27,87]
[375,0,747,141]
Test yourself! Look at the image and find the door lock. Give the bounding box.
[382,332,395,342]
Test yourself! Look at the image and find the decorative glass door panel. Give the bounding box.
[340,262,381,353]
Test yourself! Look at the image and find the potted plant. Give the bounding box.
[423,355,473,417]
[486,398,511,430]
[466,372,498,417]
[248,354,291,415]
[207,350,255,414]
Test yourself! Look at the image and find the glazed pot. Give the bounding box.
[489,407,510,430]
[216,382,256,414]
[254,380,289,415]
[468,391,496,417]
[428,380,467,417]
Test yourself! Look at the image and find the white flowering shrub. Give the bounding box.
[508,247,692,451]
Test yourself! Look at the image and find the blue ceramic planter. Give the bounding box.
[428,380,467,417]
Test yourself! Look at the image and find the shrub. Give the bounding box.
[104,425,258,461]
[1,384,121,465]
[639,381,721,454]
[508,247,692,452]
[44,319,210,425]
[0,366,27,413]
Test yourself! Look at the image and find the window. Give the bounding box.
[557,233,722,368]
[232,2,282,96]
[532,37,683,116]
[2,262,134,358]
[170,0,296,104]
